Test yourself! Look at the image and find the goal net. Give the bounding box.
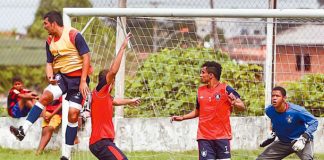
[63,8,324,159]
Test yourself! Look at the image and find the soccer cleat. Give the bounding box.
[10,126,25,141]
[60,156,69,160]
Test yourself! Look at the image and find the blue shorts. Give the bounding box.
[89,139,128,160]
[198,139,231,160]
[55,73,90,105]
[11,103,30,118]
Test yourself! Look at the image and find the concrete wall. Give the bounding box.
[1,117,323,153]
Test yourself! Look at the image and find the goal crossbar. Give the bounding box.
[63,8,324,18]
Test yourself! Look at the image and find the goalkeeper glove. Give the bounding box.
[292,133,309,152]
[260,132,276,147]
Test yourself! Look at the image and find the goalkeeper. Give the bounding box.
[257,86,318,160]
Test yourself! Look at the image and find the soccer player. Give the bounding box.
[9,10,91,160]
[171,61,245,160]
[7,76,38,118]
[257,86,318,160]
[89,33,140,160]
[36,96,62,155]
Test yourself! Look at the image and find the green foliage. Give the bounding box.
[285,74,324,116]
[27,0,92,38]
[222,63,265,116]
[0,66,46,94]
[124,47,265,117]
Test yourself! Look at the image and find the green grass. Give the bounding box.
[0,148,324,160]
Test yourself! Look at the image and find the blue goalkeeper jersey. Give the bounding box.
[265,103,318,143]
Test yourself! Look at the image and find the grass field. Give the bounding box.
[0,147,323,160]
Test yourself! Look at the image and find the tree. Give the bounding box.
[27,0,92,38]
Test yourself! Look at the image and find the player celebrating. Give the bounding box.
[257,86,318,160]
[9,10,91,160]
[171,61,245,160]
[7,76,38,118]
[89,33,140,160]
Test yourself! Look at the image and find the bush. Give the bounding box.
[285,74,324,116]
[124,47,265,117]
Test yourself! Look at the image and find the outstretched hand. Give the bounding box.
[170,116,184,123]
[129,98,141,106]
[122,32,132,47]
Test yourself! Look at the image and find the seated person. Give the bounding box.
[36,96,62,155]
[7,76,38,118]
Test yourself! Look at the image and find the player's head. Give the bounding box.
[271,86,287,108]
[43,11,63,35]
[200,61,222,83]
[98,69,115,90]
[98,69,109,83]
[12,76,23,90]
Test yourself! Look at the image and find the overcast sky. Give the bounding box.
[0,0,320,34]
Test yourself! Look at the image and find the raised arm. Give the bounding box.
[106,33,132,86]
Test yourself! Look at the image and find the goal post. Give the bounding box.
[63,8,324,18]
[63,7,324,111]
[61,8,324,158]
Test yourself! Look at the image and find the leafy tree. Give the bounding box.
[27,0,92,38]
[124,47,265,117]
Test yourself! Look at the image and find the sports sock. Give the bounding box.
[62,144,73,159]
[24,102,44,133]
[66,122,78,145]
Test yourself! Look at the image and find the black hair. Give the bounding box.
[201,61,222,80]
[43,11,63,27]
[98,69,109,82]
[272,86,287,97]
[12,76,22,84]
